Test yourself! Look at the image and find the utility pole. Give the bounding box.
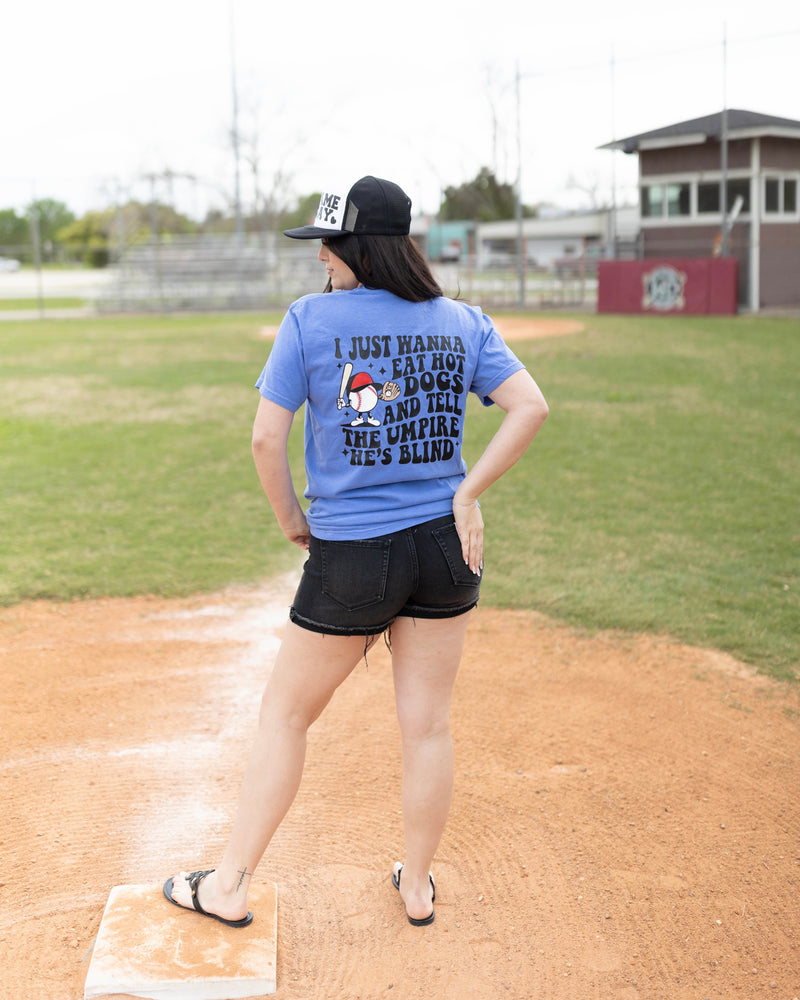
[514,61,525,307]
[29,195,44,319]
[230,0,244,241]
[609,45,617,257]
[720,22,729,256]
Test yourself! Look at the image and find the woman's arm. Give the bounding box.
[251,397,310,550]
[453,368,549,574]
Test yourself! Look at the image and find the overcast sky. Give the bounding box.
[3,0,799,221]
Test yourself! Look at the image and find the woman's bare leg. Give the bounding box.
[389,612,471,922]
[167,622,371,920]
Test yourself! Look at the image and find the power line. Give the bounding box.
[513,27,800,82]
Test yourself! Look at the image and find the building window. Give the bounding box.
[725,179,750,214]
[641,184,663,218]
[642,183,690,218]
[765,178,780,212]
[643,176,763,221]
[666,183,690,217]
[697,179,751,215]
[765,177,798,215]
[698,182,720,213]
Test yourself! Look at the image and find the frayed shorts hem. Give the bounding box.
[289,607,394,637]
[289,598,479,638]
[398,598,480,621]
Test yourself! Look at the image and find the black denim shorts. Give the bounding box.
[290,514,481,636]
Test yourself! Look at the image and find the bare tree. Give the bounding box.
[566,172,608,211]
[236,88,309,238]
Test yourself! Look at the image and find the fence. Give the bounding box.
[98,236,598,312]
[0,235,601,313]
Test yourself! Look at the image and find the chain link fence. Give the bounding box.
[87,235,598,313]
[4,230,759,314]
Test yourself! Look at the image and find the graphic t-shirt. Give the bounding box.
[255,287,525,539]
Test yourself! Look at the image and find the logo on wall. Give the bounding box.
[642,266,687,311]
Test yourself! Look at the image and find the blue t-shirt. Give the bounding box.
[255,287,524,540]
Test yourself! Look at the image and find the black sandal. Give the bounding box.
[163,869,254,928]
[392,862,435,926]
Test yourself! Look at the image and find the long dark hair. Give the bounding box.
[322,234,442,302]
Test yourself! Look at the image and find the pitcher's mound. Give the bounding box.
[493,317,585,340]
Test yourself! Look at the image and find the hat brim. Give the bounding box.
[283,225,350,239]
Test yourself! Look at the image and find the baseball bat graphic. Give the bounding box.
[337,362,353,409]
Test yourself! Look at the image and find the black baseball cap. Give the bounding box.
[283,176,412,239]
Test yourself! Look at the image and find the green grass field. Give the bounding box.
[0,298,87,311]
[1,311,797,680]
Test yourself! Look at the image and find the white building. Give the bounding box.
[473,206,640,270]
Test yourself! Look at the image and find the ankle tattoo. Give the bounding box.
[236,867,252,891]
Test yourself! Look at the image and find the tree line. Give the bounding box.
[1,169,535,268]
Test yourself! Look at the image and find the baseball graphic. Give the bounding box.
[337,368,402,427]
[348,372,381,425]
[351,384,379,413]
[337,363,353,410]
[380,381,401,402]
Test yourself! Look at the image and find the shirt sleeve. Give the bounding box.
[254,306,309,412]
[469,311,526,406]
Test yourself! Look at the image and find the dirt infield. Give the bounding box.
[493,316,588,340]
[3,317,799,999]
[258,315,586,344]
[3,578,799,1000]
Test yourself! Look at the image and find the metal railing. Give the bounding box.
[93,236,600,312]
[1,235,610,314]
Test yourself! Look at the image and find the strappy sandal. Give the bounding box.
[163,869,253,928]
[392,861,435,926]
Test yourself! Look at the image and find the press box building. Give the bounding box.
[601,109,800,311]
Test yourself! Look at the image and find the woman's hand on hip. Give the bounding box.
[453,498,483,576]
[281,509,311,550]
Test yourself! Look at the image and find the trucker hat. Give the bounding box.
[283,176,412,239]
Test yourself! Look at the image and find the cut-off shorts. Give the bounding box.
[290,514,481,637]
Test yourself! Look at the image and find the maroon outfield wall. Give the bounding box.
[597,258,738,315]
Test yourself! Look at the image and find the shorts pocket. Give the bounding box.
[432,522,481,587]
[320,538,392,611]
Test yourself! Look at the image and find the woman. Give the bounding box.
[164,176,548,928]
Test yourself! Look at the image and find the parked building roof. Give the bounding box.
[475,206,639,242]
[600,109,800,154]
